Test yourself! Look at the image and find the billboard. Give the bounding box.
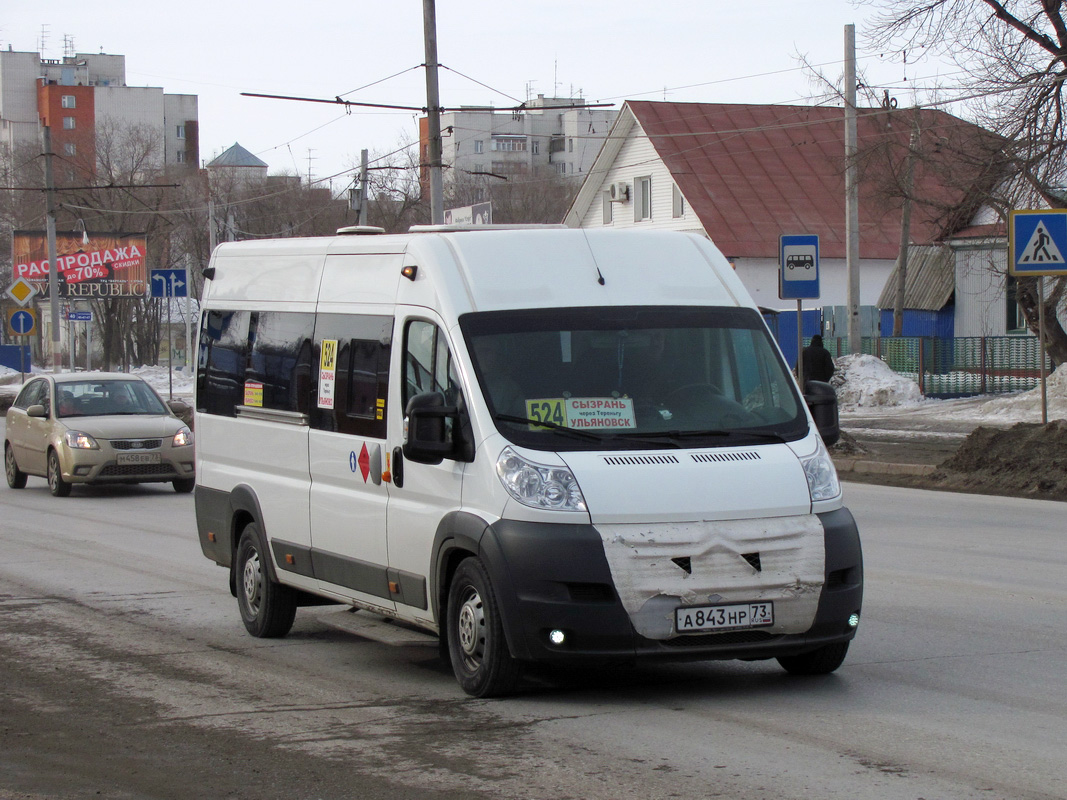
[12,230,148,298]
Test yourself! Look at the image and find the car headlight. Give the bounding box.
[172,427,194,447]
[63,430,99,450]
[496,447,587,512]
[800,436,841,502]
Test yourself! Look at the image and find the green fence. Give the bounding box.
[823,336,1052,397]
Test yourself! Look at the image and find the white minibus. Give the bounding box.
[194,226,862,697]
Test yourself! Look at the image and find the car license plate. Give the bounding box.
[675,602,774,633]
[116,452,161,465]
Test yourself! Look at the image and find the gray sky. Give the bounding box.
[2,1,954,194]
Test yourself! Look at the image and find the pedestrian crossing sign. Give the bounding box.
[1009,209,1067,275]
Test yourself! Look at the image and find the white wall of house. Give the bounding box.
[734,257,894,311]
[164,94,197,167]
[0,51,42,152]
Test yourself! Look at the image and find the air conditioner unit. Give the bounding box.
[609,181,630,202]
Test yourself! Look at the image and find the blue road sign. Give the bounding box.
[779,234,820,299]
[10,309,36,336]
[1009,209,1067,276]
[67,311,93,322]
[150,268,189,298]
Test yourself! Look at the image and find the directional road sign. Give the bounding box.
[1009,209,1067,276]
[779,234,820,299]
[7,308,37,336]
[67,310,93,322]
[150,268,189,298]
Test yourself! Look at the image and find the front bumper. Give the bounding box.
[59,442,195,485]
[481,507,863,664]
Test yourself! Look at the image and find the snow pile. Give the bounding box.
[963,363,1067,423]
[832,354,923,409]
[0,365,194,400]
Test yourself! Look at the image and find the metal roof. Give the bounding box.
[207,142,268,169]
[876,245,955,310]
[574,101,1001,261]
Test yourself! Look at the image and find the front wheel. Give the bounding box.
[236,524,297,638]
[47,450,71,497]
[172,477,195,494]
[447,557,521,697]
[777,641,850,675]
[5,443,27,489]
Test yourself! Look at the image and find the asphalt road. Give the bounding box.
[1,443,1064,798]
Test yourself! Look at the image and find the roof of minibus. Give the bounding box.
[205,227,753,314]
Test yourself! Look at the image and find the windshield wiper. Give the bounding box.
[493,414,605,441]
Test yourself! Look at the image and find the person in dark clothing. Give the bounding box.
[802,335,836,383]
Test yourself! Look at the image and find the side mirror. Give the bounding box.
[403,392,457,465]
[27,404,48,418]
[804,380,839,447]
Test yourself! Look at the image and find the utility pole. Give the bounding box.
[844,24,861,353]
[42,126,62,373]
[423,0,444,224]
[359,149,369,226]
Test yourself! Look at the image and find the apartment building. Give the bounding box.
[419,94,616,192]
[0,46,198,172]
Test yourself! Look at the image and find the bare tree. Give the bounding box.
[863,0,1067,364]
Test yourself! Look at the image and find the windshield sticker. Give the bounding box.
[244,381,263,408]
[525,397,637,430]
[318,338,338,410]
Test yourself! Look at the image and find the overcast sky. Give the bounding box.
[2,1,954,194]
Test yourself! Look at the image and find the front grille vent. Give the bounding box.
[111,439,162,451]
[663,630,777,647]
[602,454,680,467]
[690,451,761,464]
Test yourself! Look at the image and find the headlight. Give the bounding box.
[63,431,99,450]
[496,447,587,512]
[800,437,841,502]
[172,427,194,447]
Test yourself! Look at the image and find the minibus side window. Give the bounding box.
[403,320,463,440]
[312,313,392,439]
[246,312,315,413]
[197,310,250,416]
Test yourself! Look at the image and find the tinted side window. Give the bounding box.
[311,313,392,439]
[247,312,315,413]
[197,310,250,416]
[14,379,47,410]
[403,320,461,407]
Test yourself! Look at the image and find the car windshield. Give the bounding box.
[56,379,168,418]
[460,306,807,451]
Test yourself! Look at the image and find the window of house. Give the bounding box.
[63,116,76,130]
[531,140,540,155]
[635,176,652,221]
[176,151,186,163]
[61,95,76,109]
[672,184,686,218]
[491,135,527,152]
[1006,274,1024,332]
[64,142,77,156]
[176,125,185,139]
[474,139,484,154]
[568,138,574,152]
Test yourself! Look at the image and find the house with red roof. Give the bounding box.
[565,101,1002,322]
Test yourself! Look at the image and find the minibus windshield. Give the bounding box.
[460,306,807,450]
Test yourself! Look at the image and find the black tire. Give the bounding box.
[446,557,521,697]
[235,524,297,638]
[5,443,27,489]
[777,641,850,676]
[172,477,195,494]
[47,450,71,498]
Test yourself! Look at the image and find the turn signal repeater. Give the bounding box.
[401,265,418,281]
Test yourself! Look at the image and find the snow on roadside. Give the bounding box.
[0,364,195,400]
[832,354,923,409]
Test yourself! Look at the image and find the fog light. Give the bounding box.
[848,613,860,628]
[548,629,566,646]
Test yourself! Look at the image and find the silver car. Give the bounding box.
[4,373,195,497]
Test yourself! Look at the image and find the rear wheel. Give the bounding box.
[172,477,195,494]
[777,641,850,675]
[47,450,71,497]
[5,443,27,489]
[447,557,521,697]
[236,523,297,638]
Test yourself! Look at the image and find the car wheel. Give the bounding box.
[776,641,850,676]
[5,443,27,489]
[172,477,195,494]
[446,557,521,697]
[236,523,296,638]
[47,450,71,498]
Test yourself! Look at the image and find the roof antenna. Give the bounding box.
[596,266,606,285]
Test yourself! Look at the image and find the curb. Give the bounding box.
[833,458,937,477]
